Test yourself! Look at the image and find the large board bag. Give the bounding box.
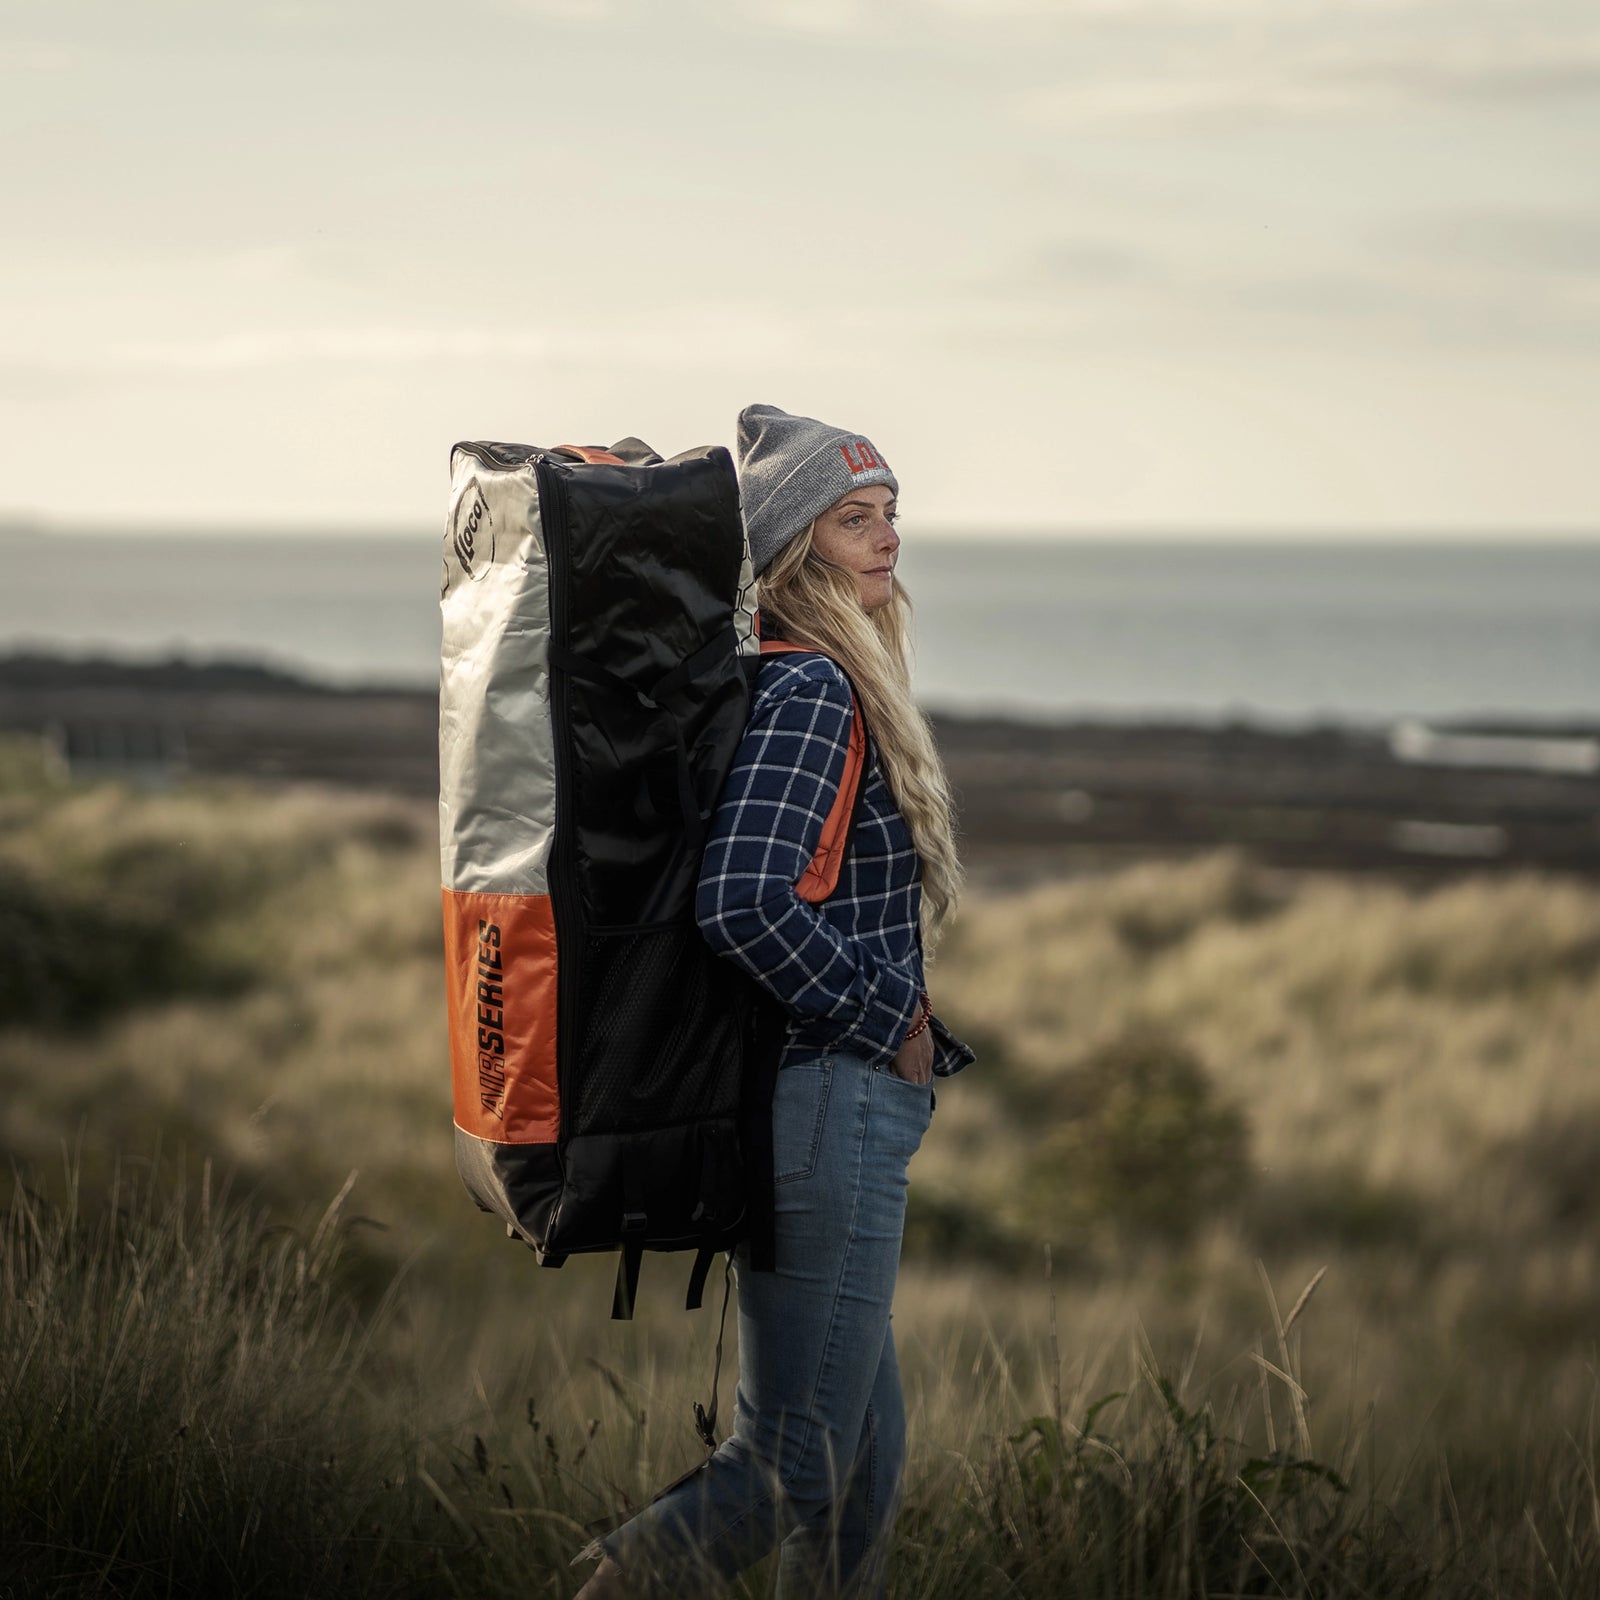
[439,436,767,1318]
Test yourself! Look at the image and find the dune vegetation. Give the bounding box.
[3,733,1598,1596]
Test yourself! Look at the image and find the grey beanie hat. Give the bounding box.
[735,403,899,577]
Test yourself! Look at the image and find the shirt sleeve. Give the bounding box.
[694,659,924,1068]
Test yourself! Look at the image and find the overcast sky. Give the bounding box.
[4,0,1598,535]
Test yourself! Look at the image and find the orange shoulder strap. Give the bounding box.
[759,638,867,904]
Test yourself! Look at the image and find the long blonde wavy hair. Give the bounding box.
[757,524,963,953]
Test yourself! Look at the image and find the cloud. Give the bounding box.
[924,0,1451,16]
[98,327,551,373]
[476,0,1452,38]
[955,197,1600,359]
[486,0,616,18]
[0,38,72,69]
[1026,238,1164,288]
[2,304,815,379]
[1022,25,1600,130]
[730,0,865,31]
[1389,210,1600,276]
[729,0,1464,24]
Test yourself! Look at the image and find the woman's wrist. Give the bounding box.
[902,989,932,1043]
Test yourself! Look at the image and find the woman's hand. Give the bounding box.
[890,1026,935,1085]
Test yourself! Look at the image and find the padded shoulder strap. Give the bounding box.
[758,639,868,904]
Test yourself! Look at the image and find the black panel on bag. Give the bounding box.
[569,928,748,1136]
[551,1123,747,1256]
[537,442,760,1279]
[545,448,749,926]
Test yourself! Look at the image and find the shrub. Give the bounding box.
[0,861,244,1027]
[903,1189,1033,1269]
[1021,1030,1250,1246]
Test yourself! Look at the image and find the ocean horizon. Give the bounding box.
[6,528,1598,729]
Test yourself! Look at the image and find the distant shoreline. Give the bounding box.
[7,537,1598,729]
[2,646,1596,737]
[4,649,1596,882]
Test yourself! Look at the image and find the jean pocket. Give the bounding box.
[874,1062,935,1120]
[773,1059,833,1185]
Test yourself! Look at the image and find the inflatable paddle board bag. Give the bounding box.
[440,436,774,1319]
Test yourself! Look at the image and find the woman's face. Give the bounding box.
[809,484,900,612]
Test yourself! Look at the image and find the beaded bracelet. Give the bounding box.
[903,989,933,1043]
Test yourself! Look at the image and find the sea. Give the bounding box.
[4,530,1597,729]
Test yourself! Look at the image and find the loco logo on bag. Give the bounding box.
[451,481,494,580]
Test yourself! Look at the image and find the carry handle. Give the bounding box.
[553,444,626,465]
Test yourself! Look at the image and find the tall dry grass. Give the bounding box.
[9,1161,1599,1596]
[4,736,1600,1592]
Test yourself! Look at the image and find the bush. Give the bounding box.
[903,1189,1033,1269]
[0,861,244,1028]
[1021,1031,1250,1246]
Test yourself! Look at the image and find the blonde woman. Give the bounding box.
[578,404,974,1598]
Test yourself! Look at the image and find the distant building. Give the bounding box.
[45,717,188,788]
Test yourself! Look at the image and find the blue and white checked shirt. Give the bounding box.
[695,651,974,1078]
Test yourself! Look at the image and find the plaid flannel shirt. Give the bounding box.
[695,652,974,1077]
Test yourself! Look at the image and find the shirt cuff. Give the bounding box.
[829,960,925,1069]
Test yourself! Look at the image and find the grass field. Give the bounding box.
[3,735,1598,1596]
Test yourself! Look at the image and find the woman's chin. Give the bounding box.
[858,576,896,611]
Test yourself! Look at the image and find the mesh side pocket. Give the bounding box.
[571,926,745,1136]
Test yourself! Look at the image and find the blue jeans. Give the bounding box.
[601,1049,934,1596]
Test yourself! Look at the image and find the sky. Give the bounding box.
[4,0,1598,536]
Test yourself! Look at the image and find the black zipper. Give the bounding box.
[536,456,581,1173]
[453,439,541,473]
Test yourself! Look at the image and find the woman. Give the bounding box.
[577,403,974,1598]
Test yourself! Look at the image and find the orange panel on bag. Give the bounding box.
[443,888,560,1144]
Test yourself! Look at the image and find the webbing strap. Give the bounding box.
[652,623,739,701]
[685,1127,725,1313]
[612,1164,648,1322]
[693,1258,734,1452]
[611,1232,645,1322]
[685,1241,717,1312]
[549,623,733,709]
